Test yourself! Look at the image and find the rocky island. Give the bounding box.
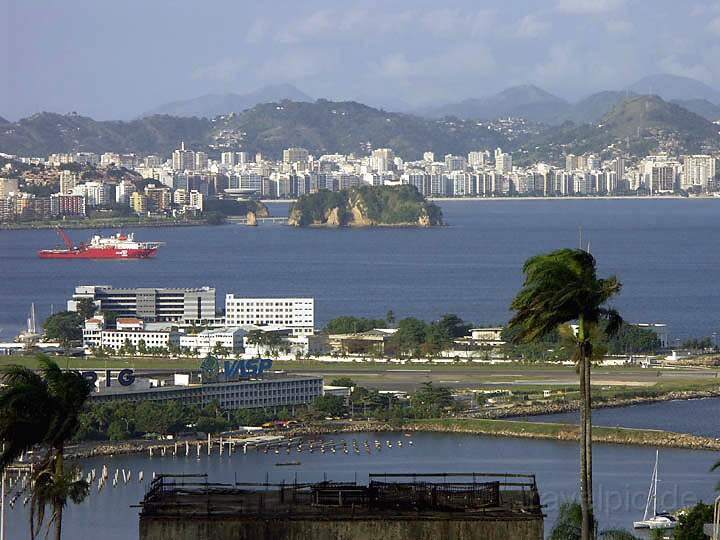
[287,185,443,227]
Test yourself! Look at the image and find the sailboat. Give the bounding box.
[633,450,678,530]
[16,303,41,344]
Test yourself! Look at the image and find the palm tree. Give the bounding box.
[0,355,94,540]
[509,249,622,540]
[549,501,639,540]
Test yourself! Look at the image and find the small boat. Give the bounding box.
[274,461,301,467]
[633,451,678,530]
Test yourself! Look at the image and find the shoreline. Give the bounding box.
[66,417,720,462]
[0,219,210,231]
[66,391,720,460]
[484,388,720,419]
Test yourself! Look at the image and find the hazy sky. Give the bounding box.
[3,0,720,120]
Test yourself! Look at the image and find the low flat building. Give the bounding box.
[139,472,543,540]
[89,372,323,411]
[100,328,181,352]
[83,315,180,352]
[469,327,505,345]
[179,326,249,356]
[329,329,397,355]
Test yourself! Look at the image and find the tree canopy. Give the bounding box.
[43,311,84,345]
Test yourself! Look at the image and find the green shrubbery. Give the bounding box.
[289,185,443,226]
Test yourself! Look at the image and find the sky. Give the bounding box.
[2,0,720,120]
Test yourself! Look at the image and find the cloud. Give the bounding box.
[375,44,495,81]
[555,0,625,14]
[605,19,633,34]
[709,16,720,35]
[516,15,549,38]
[245,19,269,44]
[657,54,716,84]
[192,57,250,81]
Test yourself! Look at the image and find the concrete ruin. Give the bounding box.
[138,472,544,540]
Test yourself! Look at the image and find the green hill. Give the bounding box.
[521,95,720,161]
[0,112,211,156]
[213,99,505,160]
[0,101,506,159]
[288,185,443,228]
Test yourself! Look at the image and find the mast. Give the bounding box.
[28,303,37,334]
[653,450,659,517]
[642,451,658,521]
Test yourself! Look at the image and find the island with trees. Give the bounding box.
[287,185,444,227]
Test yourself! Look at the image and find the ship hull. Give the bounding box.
[38,247,158,259]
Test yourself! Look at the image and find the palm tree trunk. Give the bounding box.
[54,448,64,540]
[579,348,591,540]
[584,346,594,539]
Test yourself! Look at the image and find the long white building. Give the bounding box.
[225,296,314,336]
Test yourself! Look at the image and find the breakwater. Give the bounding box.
[484,387,720,419]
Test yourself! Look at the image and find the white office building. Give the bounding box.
[225,296,314,336]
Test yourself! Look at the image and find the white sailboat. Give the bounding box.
[633,450,677,530]
[16,302,41,344]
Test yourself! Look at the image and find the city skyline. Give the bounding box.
[3,0,720,120]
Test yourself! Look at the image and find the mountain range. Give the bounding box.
[140,84,312,118]
[1,76,719,160]
[420,75,720,125]
[0,101,505,159]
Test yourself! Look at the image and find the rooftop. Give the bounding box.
[139,472,542,522]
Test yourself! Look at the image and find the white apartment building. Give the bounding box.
[0,177,19,198]
[495,149,512,173]
[59,170,78,195]
[225,296,314,336]
[72,181,114,207]
[179,327,248,355]
[682,155,716,190]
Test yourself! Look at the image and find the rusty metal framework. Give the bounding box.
[140,472,541,518]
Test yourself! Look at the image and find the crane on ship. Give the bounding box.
[55,227,77,251]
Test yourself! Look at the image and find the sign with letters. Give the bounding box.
[223,359,273,380]
[81,369,136,387]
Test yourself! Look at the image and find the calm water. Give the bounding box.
[1,199,720,341]
[4,431,717,540]
[519,397,720,438]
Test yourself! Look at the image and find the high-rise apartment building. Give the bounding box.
[468,151,488,168]
[444,154,467,172]
[495,149,512,173]
[194,152,208,171]
[682,155,716,189]
[172,142,195,171]
[370,149,395,172]
[59,170,78,195]
[283,147,309,164]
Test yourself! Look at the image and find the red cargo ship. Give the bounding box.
[38,228,163,259]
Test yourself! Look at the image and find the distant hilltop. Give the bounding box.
[288,185,444,228]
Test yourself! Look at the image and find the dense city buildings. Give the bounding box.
[1,142,719,224]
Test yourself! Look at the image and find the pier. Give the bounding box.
[226,216,289,225]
